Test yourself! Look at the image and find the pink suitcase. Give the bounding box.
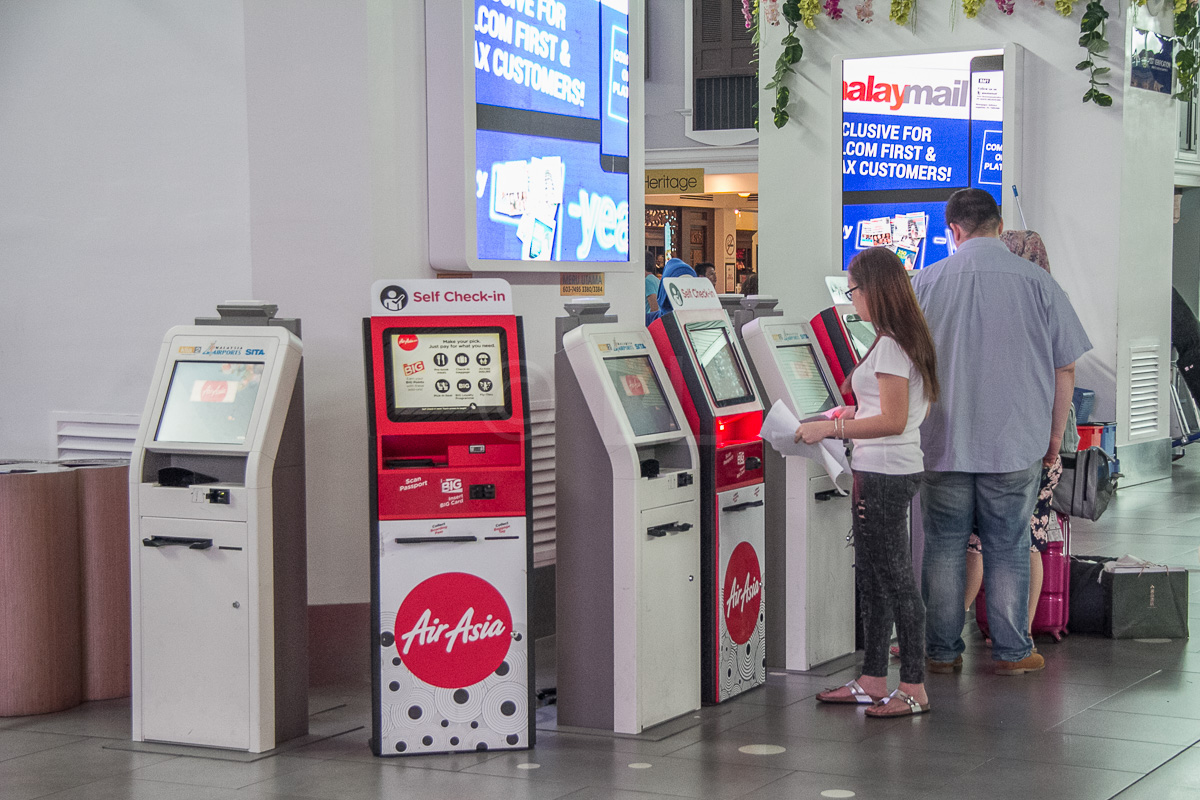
[975,513,1071,642]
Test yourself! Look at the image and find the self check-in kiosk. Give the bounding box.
[130,308,307,753]
[649,278,766,704]
[365,279,533,757]
[810,305,876,404]
[555,303,701,733]
[741,313,856,670]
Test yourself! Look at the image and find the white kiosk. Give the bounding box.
[556,309,701,733]
[130,319,306,752]
[742,315,856,670]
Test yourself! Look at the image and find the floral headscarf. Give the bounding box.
[1000,229,1050,273]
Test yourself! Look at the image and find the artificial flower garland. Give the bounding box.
[755,0,1200,128]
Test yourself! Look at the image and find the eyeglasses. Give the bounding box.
[846,284,860,301]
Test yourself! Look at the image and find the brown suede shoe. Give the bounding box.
[995,652,1045,676]
[927,655,963,674]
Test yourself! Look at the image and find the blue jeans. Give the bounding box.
[920,463,1042,663]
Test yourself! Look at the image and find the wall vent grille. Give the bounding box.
[52,412,139,461]
[529,401,557,568]
[1129,345,1161,437]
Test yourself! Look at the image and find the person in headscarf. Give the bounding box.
[999,230,1050,273]
[646,258,697,325]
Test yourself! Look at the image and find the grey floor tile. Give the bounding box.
[729,699,905,743]
[241,756,580,800]
[1110,747,1200,799]
[735,769,942,800]
[556,788,696,800]
[665,726,988,791]
[461,747,793,799]
[0,729,86,762]
[128,753,314,789]
[1049,708,1200,745]
[1,697,132,740]
[0,739,176,800]
[921,757,1142,800]
[1000,730,1186,773]
[1094,671,1200,718]
[31,775,248,800]
[923,680,1121,732]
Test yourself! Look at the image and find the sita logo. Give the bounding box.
[722,541,762,645]
[394,572,513,688]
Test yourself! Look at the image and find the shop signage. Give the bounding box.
[645,168,705,195]
[559,272,605,296]
[661,277,720,310]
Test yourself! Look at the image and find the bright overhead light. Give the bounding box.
[737,192,751,197]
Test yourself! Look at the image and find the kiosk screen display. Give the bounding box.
[384,328,512,421]
[842,314,877,360]
[155,361,264,445]
[684,322,756,407]
[775,345,838,416]
[603,356,680,437]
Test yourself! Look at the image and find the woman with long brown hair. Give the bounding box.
[796,247,939,717]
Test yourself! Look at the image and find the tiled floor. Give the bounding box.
[3,459,1199,800]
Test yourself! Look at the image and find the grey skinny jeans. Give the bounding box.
[853,470,926,684]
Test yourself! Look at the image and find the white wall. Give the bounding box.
[0,0,645,606]
[0,1,253,450]
[756,6,1175,438]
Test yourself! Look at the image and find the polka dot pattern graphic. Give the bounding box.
[718,585,766,702]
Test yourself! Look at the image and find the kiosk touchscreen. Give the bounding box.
[556,318,701,733]
[810,304,876,404]
[741,316,856,670]
[649,278,766,704]
[130,321,306,753]
[365,279,533,756]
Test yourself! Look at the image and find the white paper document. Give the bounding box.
[758,400,851,492]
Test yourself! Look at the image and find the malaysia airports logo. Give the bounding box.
[380,285,408,312]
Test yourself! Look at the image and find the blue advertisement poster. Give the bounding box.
[840,49,1004,270]
[473,0,630,263]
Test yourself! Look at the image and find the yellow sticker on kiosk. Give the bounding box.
[560,273,605,296]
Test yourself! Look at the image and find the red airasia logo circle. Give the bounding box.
[722,541,762,645]
[395,334,419,352]
[394,572,512,689]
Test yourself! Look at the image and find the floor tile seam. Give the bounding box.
[0,736,90,764]
[1105,743,1200,800]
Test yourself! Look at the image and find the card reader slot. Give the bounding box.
[647,522,694,537]
[142,535,214,550]
[384,457,442,469]
[393,535,479,544]
[723,500,765,513]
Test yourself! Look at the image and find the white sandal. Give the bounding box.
[864,688,931,717]
[816,679,885,705]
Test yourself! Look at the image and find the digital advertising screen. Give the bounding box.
[841,49,1004,270]
[684,322,756,408]
[603,355,680,437]
[384,328,511,420]
[775,345,838,416]
[155,361,264,445]
[474,0,630,263]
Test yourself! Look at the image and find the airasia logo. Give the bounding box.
[394,572,512,688]
[199,381,229,403]
[395,334,419,352]
[722,541,762,645]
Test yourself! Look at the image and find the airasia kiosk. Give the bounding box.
[741,315,856,670]
[556,308,701,733]
[810,305,876,404]
[364,279,533,756]
[649,277,766,704]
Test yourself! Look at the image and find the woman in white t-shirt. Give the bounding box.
[795,247,940,717]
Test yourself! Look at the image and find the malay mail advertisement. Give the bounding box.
[474,0,630,263]
[841,48,1004,270]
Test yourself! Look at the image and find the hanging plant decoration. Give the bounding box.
[890,0,915,25]
[1076,0,1112,106]
[1172,0,1200,100]
[962,0,985,19]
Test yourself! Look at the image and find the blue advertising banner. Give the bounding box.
[473,0,630,263]
[1131,29,1173,95]
[840,49,1004,270]
[476,129,629,262]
